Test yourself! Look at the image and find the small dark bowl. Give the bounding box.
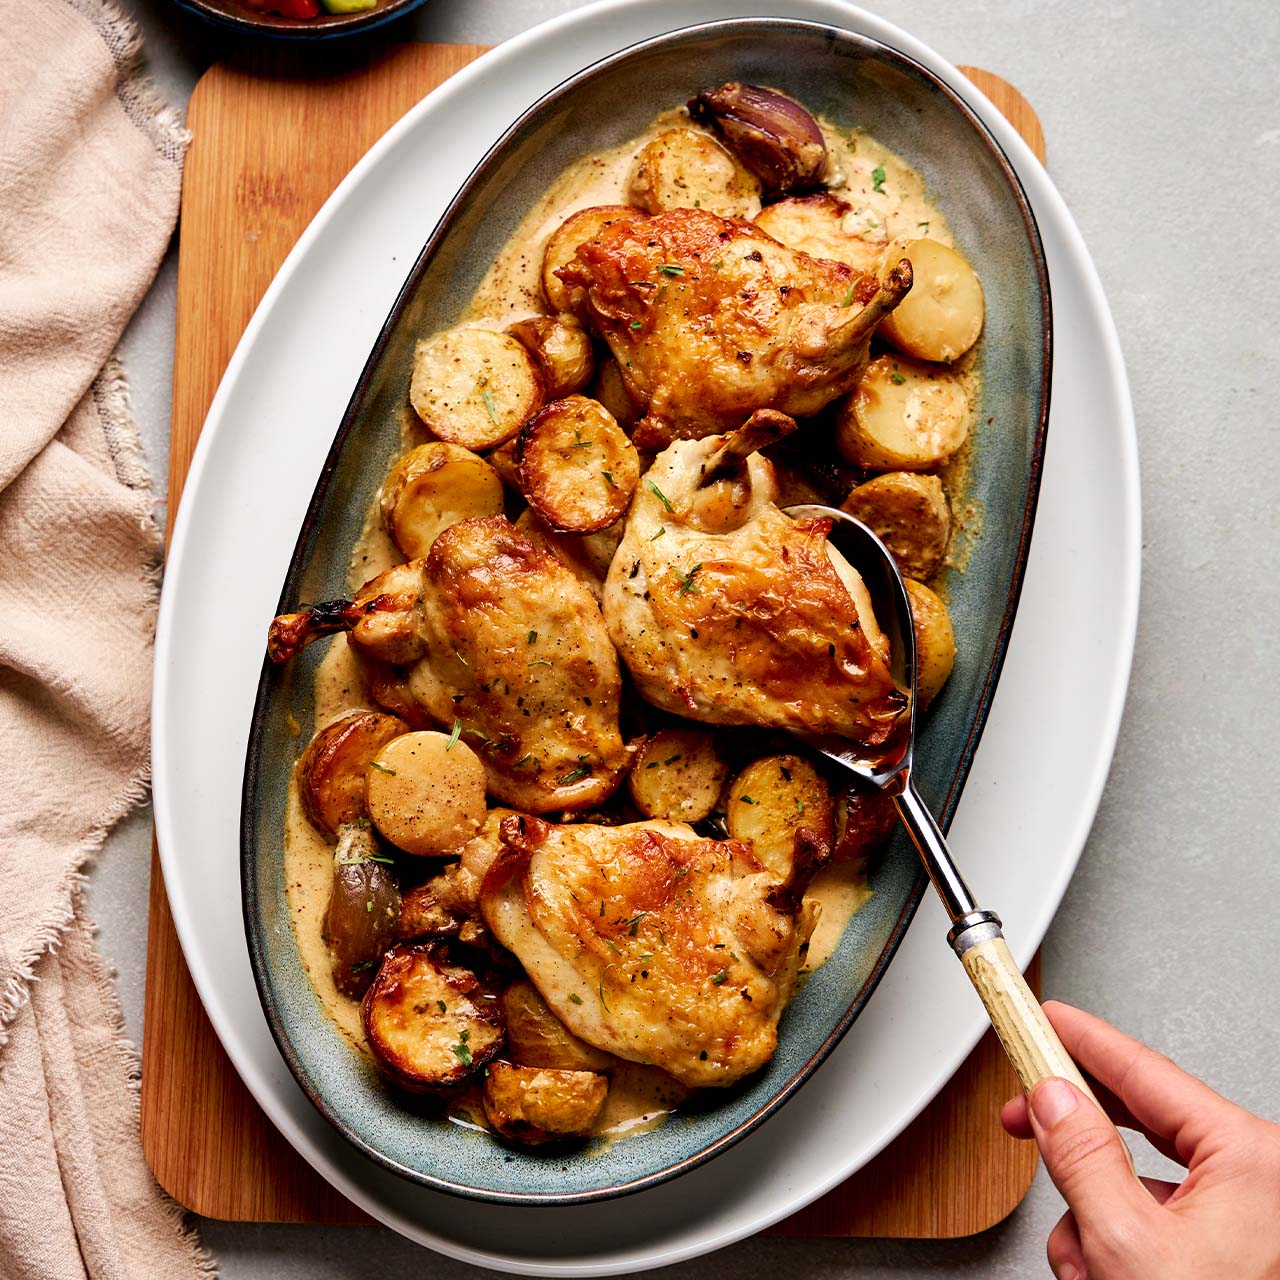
[169,0,428,41]
[242,17,1051,1205]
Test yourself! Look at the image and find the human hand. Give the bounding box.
[1000,1000,1280,1279]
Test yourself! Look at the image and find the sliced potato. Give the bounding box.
[507,315,596,400]
[906,578,956,706]
[835,354,969,471]
[831,783,898,863]
[380,442,504,559]
[542,205,635,316]
[725,755,834,878]
[362,945,504,1092]
[513,508,623,603]
[409,327,543,450]
[327,823,401,998]
[297,711,410,837]
[841,471,951,580]
[753,193,885,274]
[879,237,985,363]
[515,395,639,534]
[627,728,728,824]
[485,437,520,490]
[365,730,487,856]
[627,128,761,220]
[591,355,644,431]
[482,1062,608,1144]
[502,979,615,1072]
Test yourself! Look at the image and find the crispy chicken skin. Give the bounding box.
[268,517,637,813]
[602,417,906,743]
[481,815,827,1087]
[556,207,911,445]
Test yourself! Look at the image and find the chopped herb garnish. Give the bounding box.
[841,282,856,307]
[599,900,606,917]
[481,387,499,425]
[513,753,534,768]
[437,999,447,1013]
[713,259,725,270]
[658,928,667,947]
[675,563,703,596]
[645,761,660,770]
[527,630,538,645]
[603,939,622,957]
[918,220,930,232]
[599,964,616,1011]
[711,971,728,985]
[569,993,583,1005]
[796,798,805,815]
[647,480,674,512]
[740,795,756,805]
[368,761,396,775]
[528,659,552,667]
[663,753,682,766]
[657,263,685,276]
[451,1029,473,1067]
[445,719,462,751]
[602,470,616,488]
[629,320,643,330]
[365,900,373,912]
[349,959,377,973]
[890,365,906,385]
[871,164,886,194]
[650,527,666,542]
[559,763,592,785]
[626,912,647,937]
[866,217,878,229]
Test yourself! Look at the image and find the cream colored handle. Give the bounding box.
[960,935,1139,1173]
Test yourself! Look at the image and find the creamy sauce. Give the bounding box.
[283,100,981,1139]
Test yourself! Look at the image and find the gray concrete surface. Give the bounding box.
[87,0,1280,1275]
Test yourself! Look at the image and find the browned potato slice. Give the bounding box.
[906,578,956,706]
[542,205,636,316]
[327,823,401,998]
[482,1062,608,1144]
[835,354,969,471]
[485,438,520,490]
[591,355,644,431]
[725,755,834,878]
[502,979,615,1072]
[507,315,595,400]
[841,471,951,580]
[879,238,985,363]
[515,396,639,534]
[513,508,623,603]
[627,728,728,824]
[297,711,410,837]
[753,193,886,274]
[627,128,761,219]
[831,783,898,863]
[365,731,487,856]
[409,327,543,450]
[380,442,504,559]
[362,945,504,1092]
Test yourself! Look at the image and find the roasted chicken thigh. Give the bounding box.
[481,814,827,1087]
[269,516,637,813]
[557,207,911,445]
[603,413,906,743]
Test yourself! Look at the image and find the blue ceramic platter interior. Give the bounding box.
[243,18,1050,1204]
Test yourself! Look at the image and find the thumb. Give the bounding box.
[1028,1078,1151,1224]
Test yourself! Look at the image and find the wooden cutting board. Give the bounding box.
[141,42,1046,1237]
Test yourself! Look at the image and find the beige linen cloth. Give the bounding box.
[0,1,212,1276]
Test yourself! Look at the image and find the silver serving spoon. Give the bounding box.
[785,503,1131,1141]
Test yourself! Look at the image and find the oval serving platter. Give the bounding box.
[242,17,1050,1206]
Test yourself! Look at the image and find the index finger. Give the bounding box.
[1044,1001,1246,1163]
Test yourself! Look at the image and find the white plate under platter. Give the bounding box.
[152,0,1139,1272]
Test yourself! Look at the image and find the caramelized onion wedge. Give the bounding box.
[689,83,827,196]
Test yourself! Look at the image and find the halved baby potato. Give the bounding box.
[831,782,898,863]
[515,395,640,534]
[502,978,615,1073]
[835,354,970,471]
[841,471,951,581]
[627,728,728,824]
[380,442,504,559]
[753,192,886,274]
[409,327,543,450]
[365,730,487,857]
[326,823,401,999]
[482,1062,608,1145]
[513,508,623,603]
[725,754,835,879]
[542,205,636,316]
[905,578,957,707]
[507,314,596,400]
[361,944,504,1092]
[297,710,410,837]
[627,128,761,220]
[878,237,985,363]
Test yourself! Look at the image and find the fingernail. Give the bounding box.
[1053,1265,1081,1280]
[1030,1078,1079,1129]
